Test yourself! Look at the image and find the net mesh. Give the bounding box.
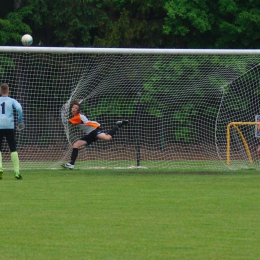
[1,49,260,171]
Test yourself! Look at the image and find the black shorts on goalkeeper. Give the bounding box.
[79,127,103,146]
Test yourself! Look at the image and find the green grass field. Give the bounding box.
[1,169,260,259]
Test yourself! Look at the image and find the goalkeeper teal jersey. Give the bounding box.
[0,96,23,129]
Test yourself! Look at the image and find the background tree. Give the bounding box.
[94,0,171,47]
[163,0,260,48]
[2,0,260,48]
[0,0,32,45]
[20,0,108,46]
[14,0,23,11]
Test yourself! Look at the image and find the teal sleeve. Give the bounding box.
[13,100,23,123]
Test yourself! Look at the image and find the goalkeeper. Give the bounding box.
[0,84,24,180]
[61,100,128,169]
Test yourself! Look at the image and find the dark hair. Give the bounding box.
[71,100,81,112]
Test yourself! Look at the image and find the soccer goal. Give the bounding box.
[1,47,260,171]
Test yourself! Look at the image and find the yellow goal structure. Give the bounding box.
[226,120,260,165]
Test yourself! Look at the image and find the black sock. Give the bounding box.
[70,148,78,165]
[108,126,119,137]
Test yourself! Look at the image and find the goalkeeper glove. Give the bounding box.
[17,122,25,131]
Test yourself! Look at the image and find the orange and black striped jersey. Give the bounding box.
[69,113,100,135]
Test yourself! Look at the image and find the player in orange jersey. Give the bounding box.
[61,100,128,169]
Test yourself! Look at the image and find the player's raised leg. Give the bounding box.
[105,120,129,138]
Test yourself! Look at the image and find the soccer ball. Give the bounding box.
[21,34,33,46]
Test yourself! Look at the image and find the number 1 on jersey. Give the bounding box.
[1,102,5,114]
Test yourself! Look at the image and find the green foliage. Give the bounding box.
[1,0,260,48]
[94,8,134,47]
[204,106,218,117]
[174,126,195,142]
[94,0,169,47]
[173,103,197,142]
[0,7,32,45]
[163,0,213,47]
[0,55,15,76]
[87,96,137,117]
[19,0,108,46]
[164,0,260,48]
[173,103,197,123]
[214,0,260,47]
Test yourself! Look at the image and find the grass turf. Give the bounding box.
[1,169,260,259]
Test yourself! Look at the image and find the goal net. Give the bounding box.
[1,47,260,171]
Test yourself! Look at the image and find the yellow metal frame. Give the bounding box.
[226,122,260,165]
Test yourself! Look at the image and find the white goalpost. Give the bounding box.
[1,46,260,171]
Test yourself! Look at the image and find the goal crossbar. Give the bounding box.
[2,47,260,55]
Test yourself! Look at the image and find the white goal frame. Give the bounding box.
[1,47,260,171]
[2,46,260,55]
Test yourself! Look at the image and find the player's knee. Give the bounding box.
[72,142,82,148]
[103,135,112,141]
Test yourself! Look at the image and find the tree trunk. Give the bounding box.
[14,0,22,11]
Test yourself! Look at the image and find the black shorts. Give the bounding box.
[0,129,16,152]
[79,127,103,146]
